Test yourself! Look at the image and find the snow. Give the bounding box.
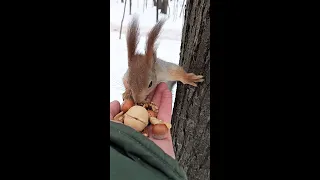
[110,0,185,109]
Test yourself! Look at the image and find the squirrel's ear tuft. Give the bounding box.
[145,19,166,66]
[127,16,140,62]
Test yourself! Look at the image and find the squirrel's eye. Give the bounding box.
[148,81,152,88]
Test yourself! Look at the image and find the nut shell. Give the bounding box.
[126,106,149,124]
[123,106,149,132]
[152,124,168,140]
[124,114,148,131]
[164,122,172,129]
[150,117,172,129]
[113,111,125,123]
[150,117,162,125]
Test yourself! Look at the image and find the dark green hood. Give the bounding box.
[110,121,188,180]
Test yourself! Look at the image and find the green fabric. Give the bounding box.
[110,121,188,180]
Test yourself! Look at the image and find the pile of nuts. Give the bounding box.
[113,99,171,140]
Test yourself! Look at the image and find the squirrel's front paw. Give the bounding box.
[182,73,204,87]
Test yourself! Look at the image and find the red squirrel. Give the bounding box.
[122,17,204,104]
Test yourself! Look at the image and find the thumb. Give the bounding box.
[110,100,121,119]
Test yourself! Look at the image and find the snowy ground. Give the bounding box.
[110,0,185,108]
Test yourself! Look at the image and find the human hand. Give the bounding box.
[110,100,121,123]
[109,82,175,158]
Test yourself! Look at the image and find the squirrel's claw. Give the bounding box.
[182,73,204,87]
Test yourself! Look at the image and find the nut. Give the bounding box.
[147,110,157,118]
[121,99,134,112]
[124,114,147,131]
[152,124,169,140]
[150,117,162,125]
[113,111,124,123]
[142,102,159,114]
[150,117,172,129]
[124,106,149,132]
[164,122,172,129]
[126,106,149,123]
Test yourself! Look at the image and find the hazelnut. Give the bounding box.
[121,99,134,112]
[124,106,149,132]
[152,124,169,140]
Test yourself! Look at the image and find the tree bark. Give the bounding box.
[173,0,178,20]
[179,0,185,17]
[154,0,163,8]
[171,0,211,179]
[156,0,159,22]
[129,0,132,15]
[160,0,168,14]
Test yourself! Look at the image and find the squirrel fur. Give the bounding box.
[122,16,204,104]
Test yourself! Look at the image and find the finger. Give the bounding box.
[147,125,175,158]
[151,82,169,107]
[157,88,172,123]
[110,100,121,119]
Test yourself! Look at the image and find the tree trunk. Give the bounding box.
[171,0,211,179]
[156,0,159,22]
[119,0,127,39]
[121,0,124,3]
[129,0,132,15]
[179,0,185,17]
[173,0,177,20]
[160,0,168,14]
